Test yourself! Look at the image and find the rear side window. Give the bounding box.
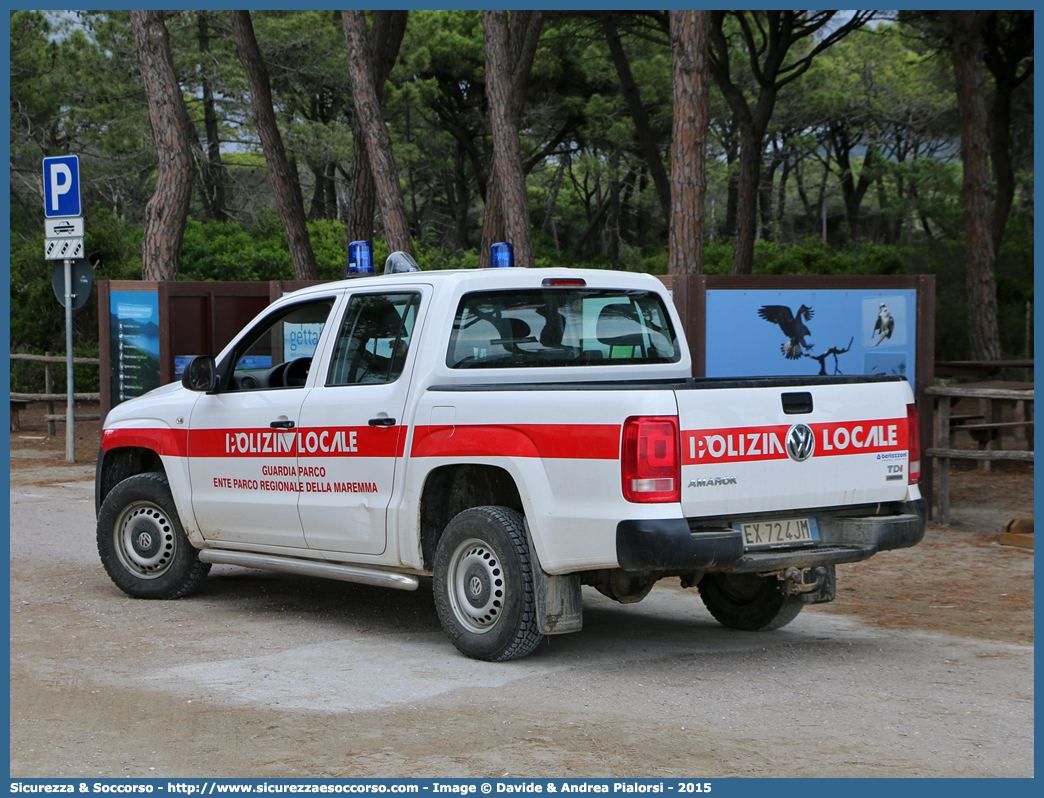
[447,289,679,369]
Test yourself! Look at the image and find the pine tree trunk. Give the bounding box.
[343,11,407,253]
[344,117,377,241]
[668,10,710,275]
[951,12,1002,361]
[479,166,507,268]
[230,10,318,281]
[130,10,195,281]
[724,174,738,239]
[342,10,413,257]
[482,11,537,268]
[731,124,761,275]
[479,11,543,268]
[987,71,1016,256]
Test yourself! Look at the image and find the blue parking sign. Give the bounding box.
[43,155,81,218]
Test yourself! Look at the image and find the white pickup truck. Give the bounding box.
[95,266,926,661]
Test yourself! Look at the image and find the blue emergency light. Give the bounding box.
[490,242,514,268]
[348,240,374,275]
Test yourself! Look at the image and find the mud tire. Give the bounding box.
[97,473,210,599]
[433,506,543,661]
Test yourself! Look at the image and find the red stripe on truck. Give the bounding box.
[683,418,908,465]
[411,424,621,460]
[101,423,620,461]
[101,427,187,456]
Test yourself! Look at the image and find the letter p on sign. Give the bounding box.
[43,155,81,218]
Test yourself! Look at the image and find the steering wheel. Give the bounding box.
[283,356,312,387]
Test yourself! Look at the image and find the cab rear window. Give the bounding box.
[447,288,679,369]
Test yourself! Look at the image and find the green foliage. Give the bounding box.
[180,218,290,281]
[179,216,350,281]
[424,247,481,271]
[702,241,736,275]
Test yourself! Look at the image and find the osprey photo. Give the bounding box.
[872,302,894,346]
[758,303,814,360]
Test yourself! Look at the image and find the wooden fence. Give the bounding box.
[927,384,1034,526]
[10,352,101,433]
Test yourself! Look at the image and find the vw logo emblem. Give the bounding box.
[137,531,153,549]
[785,424,815,462]
[469,575,483,596]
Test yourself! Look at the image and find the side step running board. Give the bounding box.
[197,549,420,591]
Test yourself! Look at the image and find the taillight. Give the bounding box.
[622,416,680,503]
[907,403,921,485]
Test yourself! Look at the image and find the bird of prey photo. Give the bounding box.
[758,303,815,360]
[872,302,894,346]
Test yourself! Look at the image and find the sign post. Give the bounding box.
[63,258,75,460]
[43,156,83,463]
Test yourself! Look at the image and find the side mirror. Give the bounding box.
[182,355,217,392]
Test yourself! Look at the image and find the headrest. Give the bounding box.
[596,304,644,347]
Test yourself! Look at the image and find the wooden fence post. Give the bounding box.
[935,392,951,526]
[926,383,1033,529]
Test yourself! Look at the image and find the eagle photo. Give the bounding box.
[704,290,914,382]
[757,303,814,360]
[872,302,894,346]
[756,301,855,375]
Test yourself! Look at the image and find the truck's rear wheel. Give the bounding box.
[97,473,210,599]
[699,572,803,631]
[433,506,543,661]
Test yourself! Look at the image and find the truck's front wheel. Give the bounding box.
[97,473,210,599]
[699,572,803,631]
[433,506,543,661]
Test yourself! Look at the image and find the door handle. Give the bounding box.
[270,419,296,429]
[368,417,396,427]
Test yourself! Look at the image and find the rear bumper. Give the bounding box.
[616,498,927,572]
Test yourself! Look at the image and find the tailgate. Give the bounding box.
[676,379,915,518]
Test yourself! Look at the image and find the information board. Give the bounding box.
[704,287,918,384]
[110,290,162,403]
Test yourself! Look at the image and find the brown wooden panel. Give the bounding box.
[169,296,210,357]
[214,295,270,354]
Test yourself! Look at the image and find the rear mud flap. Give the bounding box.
[525,523,583,635]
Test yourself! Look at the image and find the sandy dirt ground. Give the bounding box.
[9,404,1034,778]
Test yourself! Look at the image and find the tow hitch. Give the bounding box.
[777,565,836,604]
